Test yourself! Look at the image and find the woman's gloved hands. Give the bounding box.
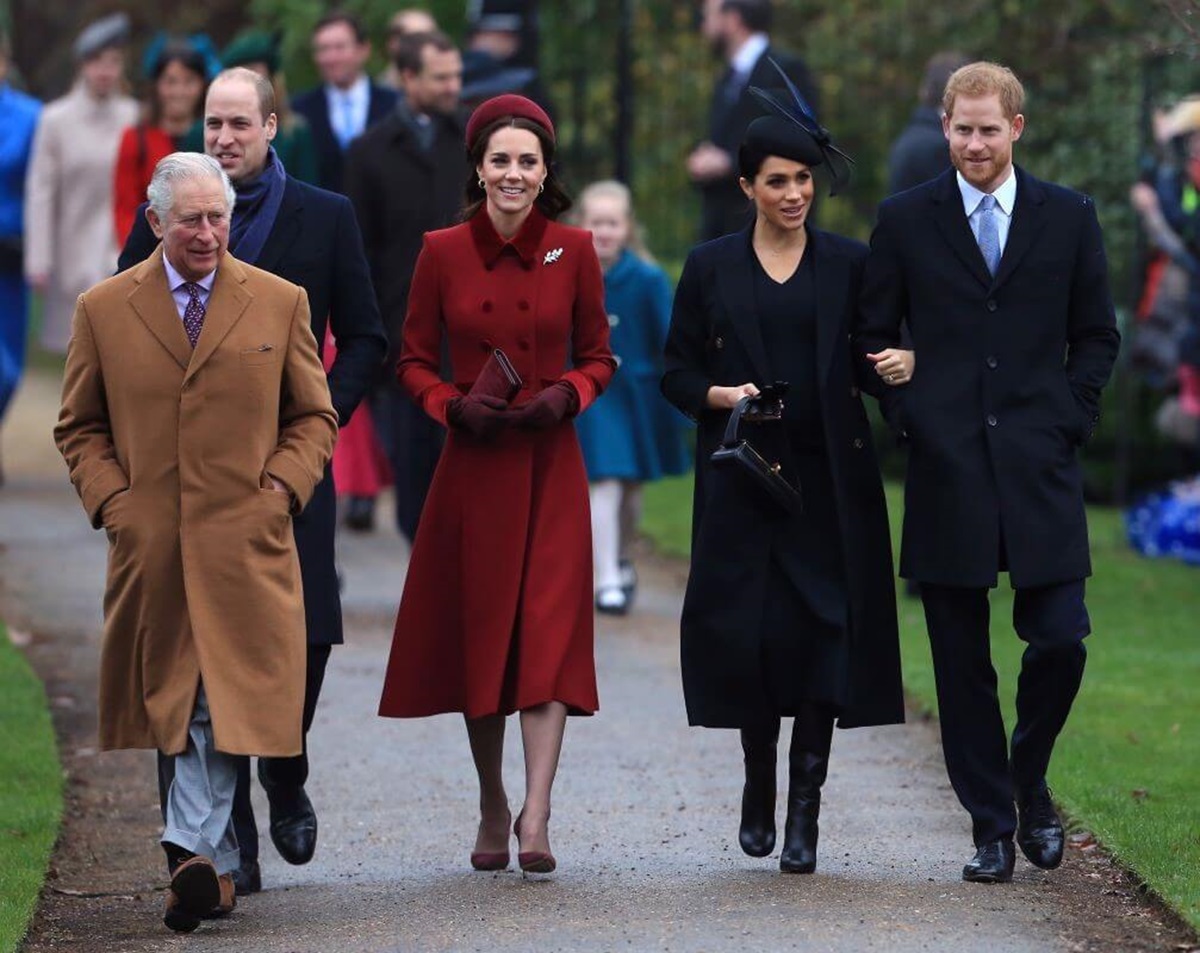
[446,395,512,441]
[512,381,579,431]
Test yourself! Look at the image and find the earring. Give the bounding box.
[478,177,486,189]
[539,181,545,194]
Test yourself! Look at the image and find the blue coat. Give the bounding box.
[575,250,690,481]
[0,83,41,243]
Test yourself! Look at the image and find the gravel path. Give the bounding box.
[2,368,1192,953]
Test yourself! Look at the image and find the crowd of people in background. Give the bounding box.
[0,0,1139,935]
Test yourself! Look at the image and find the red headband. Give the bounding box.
[466,94,555,149]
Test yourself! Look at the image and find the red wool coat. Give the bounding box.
[378,208,616,719]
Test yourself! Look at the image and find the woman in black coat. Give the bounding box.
[661,111,912,874]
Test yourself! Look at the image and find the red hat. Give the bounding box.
[465,94,555,149]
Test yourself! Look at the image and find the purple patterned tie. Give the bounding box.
[183,282,206,348]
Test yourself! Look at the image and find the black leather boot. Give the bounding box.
[780,706,833,874]
[738,722,780,858]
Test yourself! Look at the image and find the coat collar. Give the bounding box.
[929,164,1046,291]
[714,226,848,387]
[468,205,550,270]
[129,247,253,379]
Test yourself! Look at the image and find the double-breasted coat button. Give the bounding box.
[482,300,494,313]
[852,437,864,449]
[714,336,724,349]
[986,355,998,369]
[986,413,998,427]
[517,299,530,311]
[849,386,860,398]
[480,338,494,352]
[518,339,531,351]
[986,299,998,313]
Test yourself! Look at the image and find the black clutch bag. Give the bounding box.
[710,393,804,516]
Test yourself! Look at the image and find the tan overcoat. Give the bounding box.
[54,247,337,757]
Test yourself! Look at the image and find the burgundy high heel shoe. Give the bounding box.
[515,811,556,874]
[470,810,511,871]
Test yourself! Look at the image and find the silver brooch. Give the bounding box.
[543,247,563,265]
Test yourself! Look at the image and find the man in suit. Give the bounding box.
[688,0,818,241]
[120,67,387,895]
[56,153,336,932]
[378,7,439,90]
[886,51,970,196]
[856,62,1120,884]
[292,10,398,192]
[345,30,466,543]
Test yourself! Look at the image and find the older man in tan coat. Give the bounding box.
[55,153,337,933]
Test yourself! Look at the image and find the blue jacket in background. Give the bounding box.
[0,83,41,240]
[576,250,691,482]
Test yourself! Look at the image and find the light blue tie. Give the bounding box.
[335,93,355,150]
[976,193,1001,276]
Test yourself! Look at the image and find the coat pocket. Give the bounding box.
[240,344,278,366]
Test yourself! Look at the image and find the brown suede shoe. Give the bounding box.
[163,856,220,932]
[201,873,237,919]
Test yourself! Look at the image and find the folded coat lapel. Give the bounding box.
[253,181,301,274]
[715,231,772,384]
[184,253,252,384]
[811,231,848,386]
[991,169,1046,291]
[930,172,993,289]
[128,247,192,371]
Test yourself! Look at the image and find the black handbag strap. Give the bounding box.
[720,395,755,448]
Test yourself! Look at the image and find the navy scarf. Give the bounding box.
[229,147,287,265]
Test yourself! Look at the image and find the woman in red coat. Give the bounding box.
[378,96,615,874]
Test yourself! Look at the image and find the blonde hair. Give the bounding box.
[943,61,1025,121]
[575,179,654,263]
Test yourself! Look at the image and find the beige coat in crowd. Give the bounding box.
[24,82,137,353]
[54,247,338,757]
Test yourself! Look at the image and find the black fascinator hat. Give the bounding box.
[742,57,853,195]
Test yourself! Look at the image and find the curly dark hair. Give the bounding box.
[463,116,572,221]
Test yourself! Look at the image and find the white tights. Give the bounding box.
[589,480,643,591]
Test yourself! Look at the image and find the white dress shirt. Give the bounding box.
[957,167,1017,255]
[325,75,370,148]
[163,256,216,321]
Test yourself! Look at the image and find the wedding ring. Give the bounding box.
[886,374,894,382]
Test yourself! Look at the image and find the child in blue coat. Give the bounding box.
[574,181,690,614]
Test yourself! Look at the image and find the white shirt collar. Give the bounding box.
[327,74,368,104]
[163,255,217,293]
[730,33,769,76]
[957,166,1017,217]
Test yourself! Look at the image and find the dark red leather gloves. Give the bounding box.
[446,395,511,441]
[513,381,579,431]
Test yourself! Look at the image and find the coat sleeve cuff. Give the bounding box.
[81,466,130,529]
[266,456,317,513]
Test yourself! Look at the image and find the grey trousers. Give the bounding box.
[161,683,240,875]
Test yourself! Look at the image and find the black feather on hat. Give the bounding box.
[745,56,853,195]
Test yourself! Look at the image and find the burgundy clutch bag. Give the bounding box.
[468,348,523,402]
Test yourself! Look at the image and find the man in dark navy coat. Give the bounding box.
[856,62,1120,885]
[119,67,387,895]
[291,10,398,192]
[688,0,817,241]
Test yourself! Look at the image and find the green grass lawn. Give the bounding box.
[642,473,1200,929]
[0,622,63,953]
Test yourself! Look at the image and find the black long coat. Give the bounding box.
[344,109,467,361]
[855,167,1120,589]
[119,177,388,645]
[662,227,904,730]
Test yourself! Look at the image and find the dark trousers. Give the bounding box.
[371,381,442,543]
[158,644,332,864]
[920,580,1089,846]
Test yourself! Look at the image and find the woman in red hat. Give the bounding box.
[378,94,615,874]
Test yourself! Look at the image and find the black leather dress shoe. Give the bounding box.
[1017,784,1065,870]
[962,839,1015,883]
[231,857,262,895]
[268,786,318,865]
[344,496,375,532]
